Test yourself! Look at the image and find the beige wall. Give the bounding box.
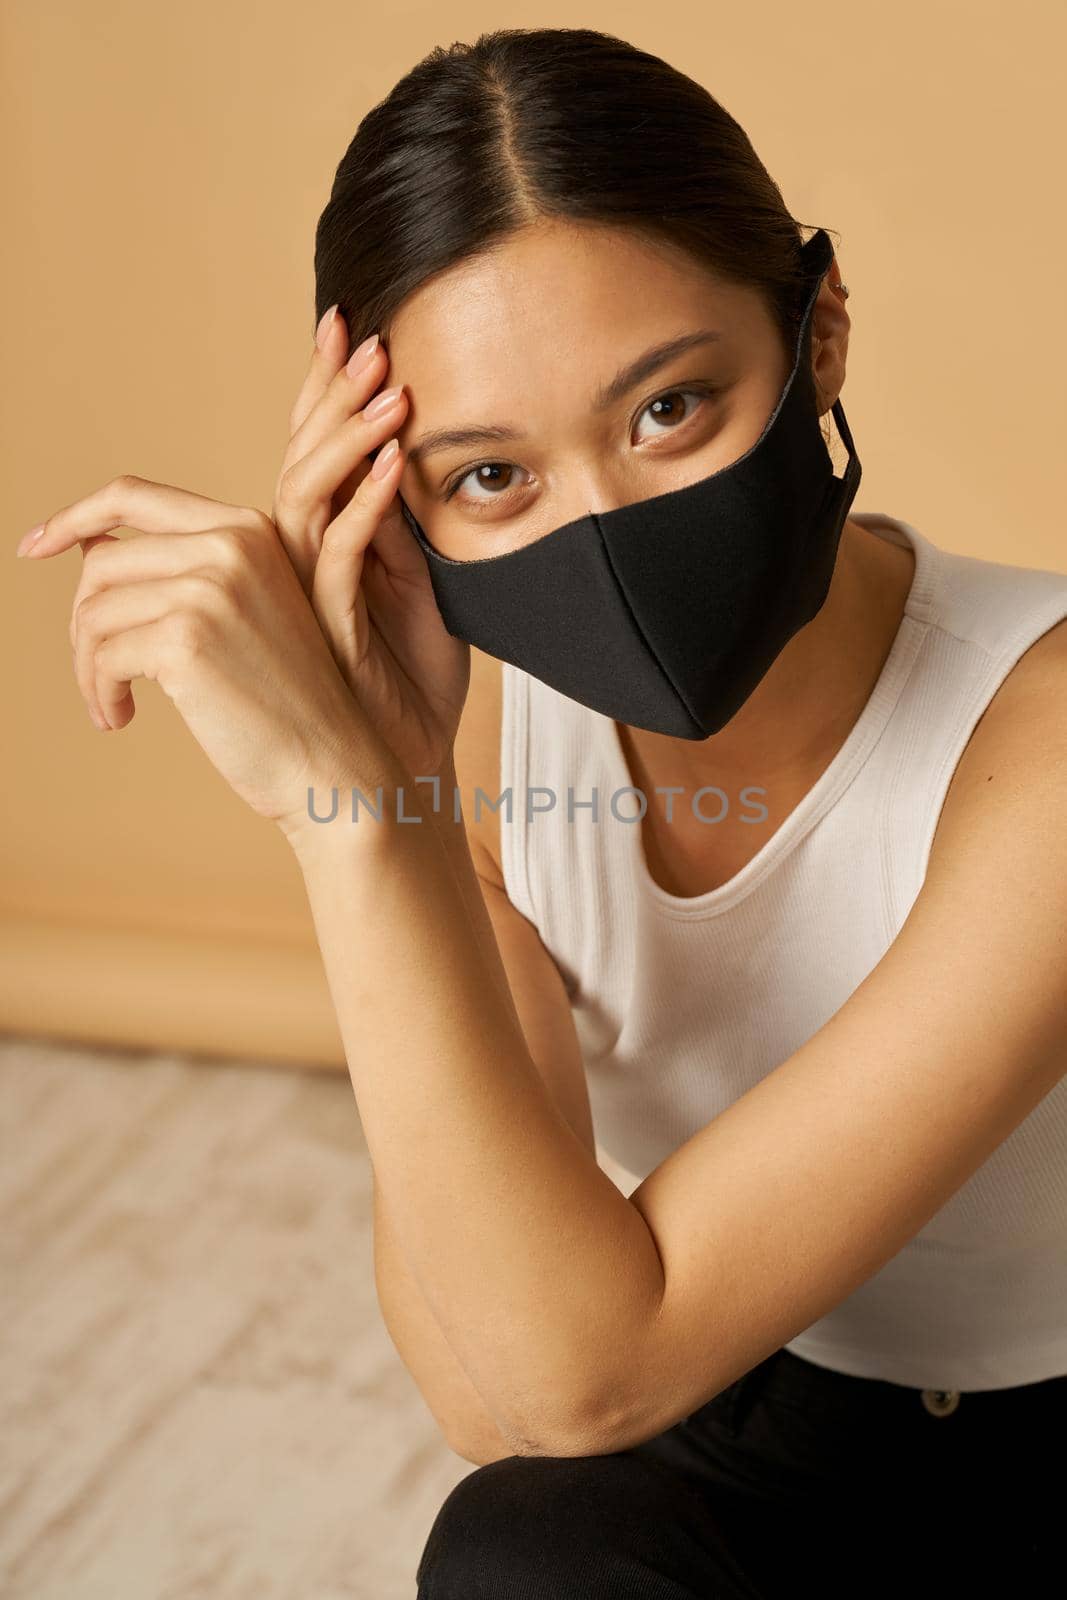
[3,0,1064,1066]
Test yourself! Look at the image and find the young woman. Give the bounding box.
[21,26,1066,1599]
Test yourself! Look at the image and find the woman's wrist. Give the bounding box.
[281,743,463,870]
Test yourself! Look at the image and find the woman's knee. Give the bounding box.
[414,1446,751,1599]
[415,1452,595,1598]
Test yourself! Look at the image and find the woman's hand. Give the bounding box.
[270,307,470,787]
[15,308,472,848]
[16,477,403,839]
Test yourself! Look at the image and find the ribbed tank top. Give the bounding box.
[498,511,1067,1392]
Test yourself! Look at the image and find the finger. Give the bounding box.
[285,326,388,465]
[91,619,168,731]
[276,324,396,598]
[275,335,392,572]
[310,437,404,668]
[71,531,120,707]
[73,573,219,729]
[71,533,120,689]
[279,388,408,515]
[78,531,120,565]
[24,475,264,562]
[358,495,435,589]
[274,388,409,594]
[67,525,241,649]
[289,305,351,439]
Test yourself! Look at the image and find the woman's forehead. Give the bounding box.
[385,222,762,398]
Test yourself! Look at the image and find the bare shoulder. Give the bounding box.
[930,612,1067,864]
[452,646,505,887]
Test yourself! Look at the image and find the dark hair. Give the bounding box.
[315,26,837,381]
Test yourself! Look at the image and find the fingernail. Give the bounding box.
[371,438,400,479]
[364,384,403,418]
[16,523,46,557]
[315,305,338,349]
[346,333,380,377]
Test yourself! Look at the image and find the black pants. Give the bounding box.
[415,1345,1064,1597]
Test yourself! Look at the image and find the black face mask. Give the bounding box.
[397,227,861,740]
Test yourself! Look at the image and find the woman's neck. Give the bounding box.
[617,519,917,810]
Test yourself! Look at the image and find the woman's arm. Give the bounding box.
[292,748,650,1456]
[373,816,597,1465]
[293,618,1067,1459]
[365,643,600,1463]
[372,1174,510,1466]
[607,616,1067,1448]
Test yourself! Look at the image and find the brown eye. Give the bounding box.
[633,388,705,441]
[471,463,514,491]
[445,461,526,502]
[651,391,688,423]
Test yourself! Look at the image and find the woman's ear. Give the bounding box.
[809,265,851,418]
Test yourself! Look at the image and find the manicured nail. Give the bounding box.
[315,305,338,349]
[16,523,46,557]
[365,385,403,419]
[346,333,380,377]
[371,439,400,479]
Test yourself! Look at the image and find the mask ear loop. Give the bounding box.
[830,394,862,491]
[793,231,856,481]
[807,235,862,494]
[779,232,834,436]
[798,227,836,287]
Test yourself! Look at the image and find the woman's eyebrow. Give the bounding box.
[594,327,724,409]
[405,328,724,468]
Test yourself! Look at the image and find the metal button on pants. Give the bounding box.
[921,1386,961,1416]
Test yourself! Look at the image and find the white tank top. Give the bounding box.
[498,511,1067,1392]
